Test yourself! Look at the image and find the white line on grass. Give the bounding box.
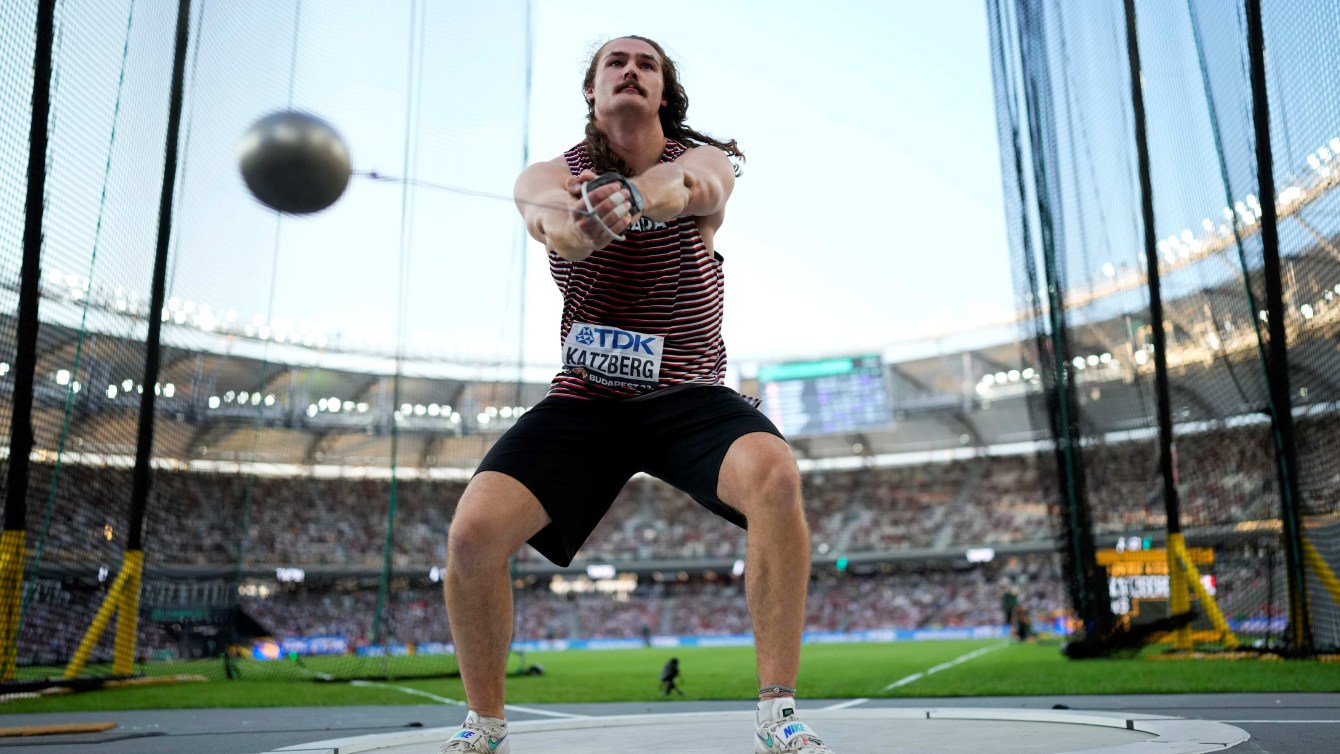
[350,680,465,706]
[883,641,1009,691]
[349,680,586,719]
[822,640,1011,710]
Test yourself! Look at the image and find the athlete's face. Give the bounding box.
[586,38,666,117]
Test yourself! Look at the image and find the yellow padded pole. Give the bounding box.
[0,531,26,681]
[1301,536,1340,609]
[1172,536,1239,649]
[63,563,130,679]
[113,550,144,676]
[1166,533,1193,650]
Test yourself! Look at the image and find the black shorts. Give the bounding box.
[475,384,784,566]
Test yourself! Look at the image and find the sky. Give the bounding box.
[8,0,1337,425]
[7,0,1018,382]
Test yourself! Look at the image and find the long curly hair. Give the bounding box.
[581,35,743,176]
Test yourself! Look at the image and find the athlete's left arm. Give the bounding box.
[630,146,735,223]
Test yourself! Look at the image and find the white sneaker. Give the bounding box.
[755,696,835,753]
[439,710,510,753]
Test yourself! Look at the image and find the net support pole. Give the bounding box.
[1167,536,1193,650]
[1011,0,1111,646]
[63,563,131,678]
[1122,0,1194,650]
[0,532,24,681]
[115,0,194,674]
[1245,0,1312,654]
[111,550,144,675]
[0,0,55,682]
[1170,540,1239,647]
[1301,537,1340,611]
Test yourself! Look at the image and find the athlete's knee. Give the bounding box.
[755,460,803,509]
[445,511,507,569]
[730,454,805,523]
[446,474,548,568]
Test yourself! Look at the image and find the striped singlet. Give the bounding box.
[548,140,727,400]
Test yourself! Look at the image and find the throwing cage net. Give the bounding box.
[987,0,1340,656]
[1,0,536,684]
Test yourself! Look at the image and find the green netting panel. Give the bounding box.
[3,0,533,684]
[986,0,1339,654]
[985,0,1122,646]
[5,0,157,682]
[0,0,36,445]
[1252,0,1340,652]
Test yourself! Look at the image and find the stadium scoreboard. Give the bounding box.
[1097,547,1216,624]
[757,354,893,436]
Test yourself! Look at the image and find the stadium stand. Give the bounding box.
[17,416,1303,662]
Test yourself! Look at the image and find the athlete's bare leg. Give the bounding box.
[444,471,550,719]
[715,432,809,698]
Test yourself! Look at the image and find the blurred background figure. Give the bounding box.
[660,657,683,696]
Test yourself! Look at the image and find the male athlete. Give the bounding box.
[439,36,835,754]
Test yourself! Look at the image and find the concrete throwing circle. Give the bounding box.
[261,706,1250,753]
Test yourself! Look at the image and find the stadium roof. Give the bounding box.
[2,242,1338,472]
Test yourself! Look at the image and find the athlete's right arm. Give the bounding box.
[515,158,633,262]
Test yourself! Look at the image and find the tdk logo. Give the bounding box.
[627,216,668,232]
[585,328,657,354]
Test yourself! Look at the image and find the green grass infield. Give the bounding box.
[4,639,1338,714]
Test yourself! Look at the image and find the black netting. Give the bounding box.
[1,0,533,684]
[986,0,1340,655]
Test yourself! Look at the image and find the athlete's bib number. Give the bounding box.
[563,323,662,389]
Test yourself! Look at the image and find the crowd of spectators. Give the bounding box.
[255,554,1069,642]
[833,462,968,552]
[14,535,1310,668]
[23,419,1303,571]
[15,418,1332,668]
[18,554,1074,665]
